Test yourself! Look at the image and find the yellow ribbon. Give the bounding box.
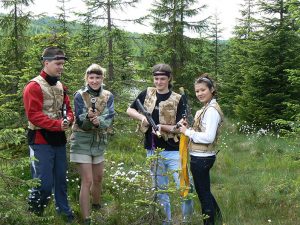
[179,133,189,197]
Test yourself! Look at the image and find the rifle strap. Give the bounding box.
[151,133,156,151]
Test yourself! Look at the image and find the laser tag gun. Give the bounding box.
[62,103,68,126]
[62,87,69,126]
[180,87,194,125]
[91,97,97,113]
[136,99,161,138]
[175,87,194,129]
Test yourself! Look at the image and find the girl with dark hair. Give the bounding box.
[179,74,224,225]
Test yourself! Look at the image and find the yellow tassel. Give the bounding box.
[179,133,189,197]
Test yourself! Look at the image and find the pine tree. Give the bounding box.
[55,0,71,47]
[207,10,224,76]
[149,0,207,78]
[235,0,300,128]
[219,0,258,115]
[0,1,34,207]
[85,0,139,81]
[0,0,33,93]
[74,1,97,58]
[234,0,258,39]
[274,0,300,134]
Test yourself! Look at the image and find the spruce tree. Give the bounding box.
[235,0,300,128]
[85,0,139,81]
[149,0,207,79]
[219,0,258,115]
[207,11,224,77]
[0,0,33,94]
[54,0,71,49]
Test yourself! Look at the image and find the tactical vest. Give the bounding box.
[140,87,181,141]
[28,75,64,130]
[72,87,111,132]
[189,101,224,153]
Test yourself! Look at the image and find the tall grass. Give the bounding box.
[0,117,299,224]
[214,120,300,225]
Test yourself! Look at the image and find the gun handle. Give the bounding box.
[63,118,68,126]
[155,130,162,138]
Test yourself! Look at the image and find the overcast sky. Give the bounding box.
[1,0,243,39]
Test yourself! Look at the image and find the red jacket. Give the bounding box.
[23,70,74,144]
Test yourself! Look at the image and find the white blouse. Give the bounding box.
[184,99,221,157]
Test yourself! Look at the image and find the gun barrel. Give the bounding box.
[62,103,68,125]
[179,87,194,125]
[90,97,97,112]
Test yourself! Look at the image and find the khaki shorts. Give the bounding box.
[70,153,104,164]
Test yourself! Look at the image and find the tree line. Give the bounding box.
[0,1,299,224]
[0,0,299,148]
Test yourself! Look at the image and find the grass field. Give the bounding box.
[0,119,299,225]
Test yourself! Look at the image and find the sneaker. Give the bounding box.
[83,218,91,225]
[92,204,102,210]
[28,205,44,217]
[182,216,189,224]
[66,214,75,223]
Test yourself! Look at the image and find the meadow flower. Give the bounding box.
[257,128,267,136]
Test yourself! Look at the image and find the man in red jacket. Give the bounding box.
[23,46,74,221]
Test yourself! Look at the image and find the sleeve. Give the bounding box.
[184,107,221,144]
[129,90,147,110]
[98,93,115,129]
[176,96,185,123]
[23,82,63,131]
[74,92,93,131]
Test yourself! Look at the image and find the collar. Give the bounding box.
[205,98,217,108]
[85,85,102,97]
[40,70,59,86]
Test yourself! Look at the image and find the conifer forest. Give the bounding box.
[0,0,299,224]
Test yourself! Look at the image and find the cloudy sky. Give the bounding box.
[1,0,243,39]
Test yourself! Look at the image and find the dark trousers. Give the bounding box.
[190,155,222,225]
[28,144,72,216]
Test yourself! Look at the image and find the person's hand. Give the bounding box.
[89,116,100,127]
[179,123,188,134]
[87,108,99,118]
[152,124,161,136]
[87,108,100,127]
[178,118,188,127]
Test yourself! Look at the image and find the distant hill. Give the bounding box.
[28,16,82,34]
